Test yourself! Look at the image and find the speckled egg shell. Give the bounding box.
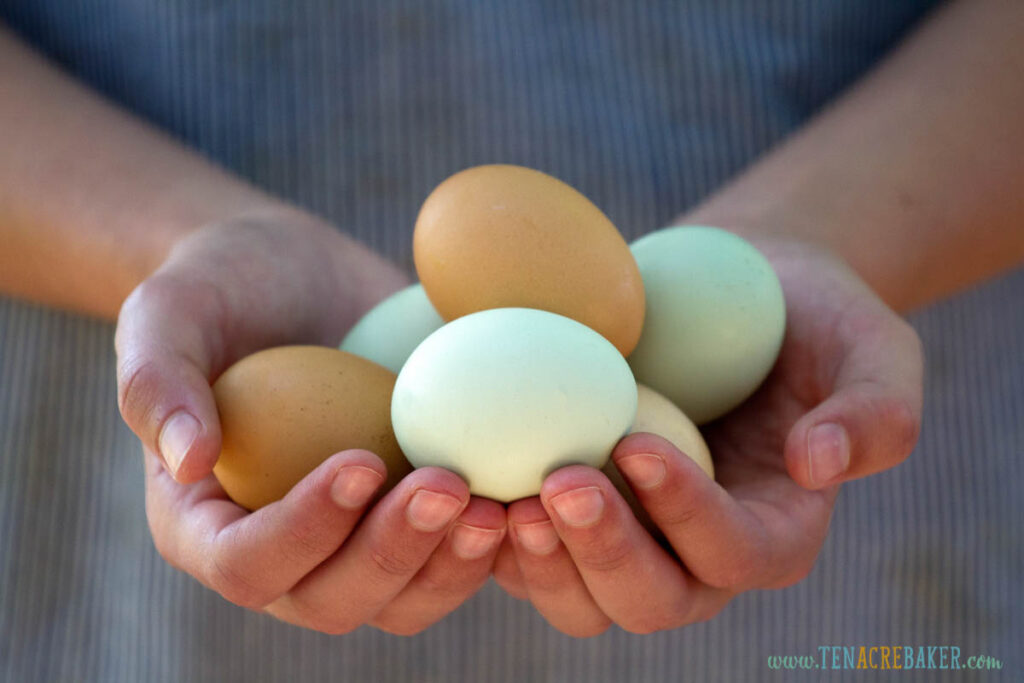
[414,165,646,356]
[213,346,411,510]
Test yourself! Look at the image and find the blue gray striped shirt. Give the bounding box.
[2,1,1021,681]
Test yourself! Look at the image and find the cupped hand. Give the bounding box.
[493,236,924,636]
[116,209,506,634]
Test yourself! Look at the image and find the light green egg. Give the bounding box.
[628,226,786,424]
[392,308,638,502]
[339,283,444,374]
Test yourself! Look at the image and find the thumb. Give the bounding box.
[786,311,924,490]
[115,273,224,483]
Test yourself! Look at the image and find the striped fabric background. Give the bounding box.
[1,1,1021,681]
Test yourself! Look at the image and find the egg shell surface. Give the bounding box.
[603,384,713,534]
[413,165,645,356]
[213,345,412,510]
[628,226,786,424]
[392,308,638,502]
[340,283,444,374]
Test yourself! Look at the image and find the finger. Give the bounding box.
[144,447,385,609]
[612,433,829,590]
[116,273,227,482]
[540,465,727,634]
[267,467,468,634]
[492,536,529,600]
[115,225,338,484]
[371,497,506,635]
[507,497,611,638]
[787,310,924,489]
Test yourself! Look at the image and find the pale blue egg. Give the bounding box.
[339,283,444,374]
[392,308,638,502]
[628,226,786,424]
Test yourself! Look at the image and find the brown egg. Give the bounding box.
[414,165,646,356]
[212,345,412,511]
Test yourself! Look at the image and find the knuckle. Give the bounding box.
[148,532,181,572]
[656,495,704,529]
[650,476,714,531]
[703,564,755,591]
[573,534,634,574]
[278,594,359,635]
[887,396,921,462]
[700,541,770,590]
[772,556,818,589]
[519,567,565,595]
[207,551,272,609]
[895,317,924,358]
[409,567,463,599]
[114,279,152,334]
[367,543,417,579]
[280,512,341,563]
[144,497,178,569]
[116,357,163,431]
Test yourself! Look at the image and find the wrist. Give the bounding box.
[675,200,908,311]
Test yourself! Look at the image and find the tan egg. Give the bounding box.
[212,345,412,511]
[414,164,646,356]
[604,384,714,535]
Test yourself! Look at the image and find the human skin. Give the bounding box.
[116,215,508,635]
[492,0,1024,634]
[494,237,924,634]
[1,0,1022,635]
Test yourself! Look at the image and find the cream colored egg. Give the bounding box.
[603,384,713,533]
[340,284,444,374]
[392,308,638,502]
[630,384,713,478]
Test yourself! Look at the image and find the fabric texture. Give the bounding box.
[2,1,1021,681]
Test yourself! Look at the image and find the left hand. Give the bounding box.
[492,236,924,636]
[116,211,506,635]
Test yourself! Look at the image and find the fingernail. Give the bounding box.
[451,524,503,560]
[406,490,463,532]
[615,453,667,490]
[549,486,605,527]
[515,520,560,555]
[808,422,850,485]
[330,466,384,509]
[158,411,200,476]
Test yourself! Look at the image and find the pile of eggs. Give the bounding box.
[212,165,786,513]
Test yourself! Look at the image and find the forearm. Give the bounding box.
[684,0,1024,313]
[0,25,400,320]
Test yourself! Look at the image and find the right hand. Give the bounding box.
[115,209,507,635]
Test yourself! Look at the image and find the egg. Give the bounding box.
[213,346,412,510]
[603,384,713,533]
[392,308,638,502]
[628,383,713,477]
[628,226,786,424]
[339,283,444,374]
[413,164,646,356]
